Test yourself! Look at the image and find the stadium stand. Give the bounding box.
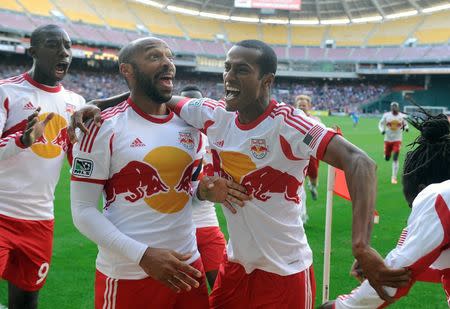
[86,0,136,30]
[261,24,289,46]
[0,0,24,13]
[18,0,53,16]
[175,14,224,41]
[415,10,450,45]
[367,16,422,46]
[223,22,261,42]
[291,26,326,46]
[52,0,105,25]
[327,23,376,47]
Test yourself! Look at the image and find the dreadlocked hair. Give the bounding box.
[402,107,450,203]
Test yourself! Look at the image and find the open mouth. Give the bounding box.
[55,61,69,76]
[225,85,240,101]
[157,73,174,89]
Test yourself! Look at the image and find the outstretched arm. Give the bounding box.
[322,135,410,302]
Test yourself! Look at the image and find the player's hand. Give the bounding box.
[318,301,335,309]
[381,131,385,135]
[139,247,202,293]
[21,107,54,147]
[354,246,411,303]
[67,104,102,144]
[197,176,251,214]
[350,259,365,282]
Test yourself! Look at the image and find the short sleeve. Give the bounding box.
[174,98,224,133]
[279,107,336,161]
[71,120,113,185]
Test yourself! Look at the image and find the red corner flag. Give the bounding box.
[333,168,350,200]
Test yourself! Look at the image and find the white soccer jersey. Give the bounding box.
[175,98,336,275]
[334,180,450,309]
[71,98,202,279]
[378,112,409,142]
[0,73,85,220]
[192,137,220,228]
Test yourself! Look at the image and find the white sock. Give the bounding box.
[392,160,399,179]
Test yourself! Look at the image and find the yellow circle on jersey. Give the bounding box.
[220,151,257,183]
[389,120,401,131]
[144,146,192,214]
[31,113,67,159]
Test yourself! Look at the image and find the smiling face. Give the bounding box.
[121,38,176,104]
[295,95,311,114]
[223,45,273,112]
[29,26,72,84]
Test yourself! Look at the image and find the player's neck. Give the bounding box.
[237,97,269,124]
[28,68,59,87]
[130,92,168,115]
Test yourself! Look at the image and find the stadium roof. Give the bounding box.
[150,0,450,23]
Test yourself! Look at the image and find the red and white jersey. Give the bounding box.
[334,180,450,308]
[0,73,84,220]
[192,137,220,228]
[175,98,336,275]
[72,98,202,279]
[378,112,409,142]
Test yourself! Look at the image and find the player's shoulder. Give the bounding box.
[101,100,131,122]
[413,180,450,211]
[186,97,226,111]
[272,102,320,132]
[61,87,85,105]
[0,74,26,92]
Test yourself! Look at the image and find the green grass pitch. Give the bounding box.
[1,116,447,308]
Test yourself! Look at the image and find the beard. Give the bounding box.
[132,63,171,104]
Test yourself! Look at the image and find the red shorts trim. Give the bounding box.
[196,227,226,272]
[95,258,209,309]
[210,255,316,309]
[307,156,319,180]
[0,214,54,291]
[384,141,401,157]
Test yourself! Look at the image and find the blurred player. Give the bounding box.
[72,39,411,308]
[0,24,85,308]
[295,94,320,200]
[320,111,450,308]
[70,38,248,309]
[379,102,409,184]
[349,111,359,128]
[180,85,227,288]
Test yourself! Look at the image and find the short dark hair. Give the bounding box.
[30,24,63,47]
[118,43,137,65]
[402,109,450,204]
[235,40,277,77]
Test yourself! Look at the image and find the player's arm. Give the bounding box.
[0,105,54,161]
[378,114,386,134]
[322,135,411,302]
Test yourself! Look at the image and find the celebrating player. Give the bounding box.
[180,85,227,288]
[70,38,248,308]
[320,111,450,308]
[379,102,409,184]
[71,39,411,308]
[0,24,85,308]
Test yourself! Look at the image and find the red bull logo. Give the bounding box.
[250,139,268,159]
[178,132,194,150]
[31,113,69,159]
[175,160,196,195]
[104,161,169,208]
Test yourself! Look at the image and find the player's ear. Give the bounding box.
[262,73,275,89]
[28,46,36,59]
[119,63,133,83]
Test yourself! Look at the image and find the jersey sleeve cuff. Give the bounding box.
[174,98,192,116]
[15,135,27,149]
[316,130,337,160]
[71,175,107,185]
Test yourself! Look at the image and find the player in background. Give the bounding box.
[320,111,450,308]
[294,94,320,200]
[378,102,409,184]
[0,24,85,308]
[349,111,359,128]
[180,85,227,288]
[70,38,248,308]
[71,39,411,308]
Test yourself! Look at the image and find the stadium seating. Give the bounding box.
[415,10,450,44]
[367,16,421,46]
[0,0,23,13]
[175,14,224,41]
[87,0,136,30]
[291,26,326,46]
[18,0,53,16]
[0,11,35,32]
[261,24,288,45]
[223,22,261,42]
[327,23,376,47]
[128,2,185,37]
[52,0,104,25]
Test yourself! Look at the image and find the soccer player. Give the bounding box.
[72,39,411,308]
[0,24,85,308]
[378,102,409,184]
[294,94,320,200]
[70,38,248,309]
[180,85,227,288]
[320,111,450,308]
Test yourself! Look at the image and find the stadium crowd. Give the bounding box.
[0,61,389,110]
